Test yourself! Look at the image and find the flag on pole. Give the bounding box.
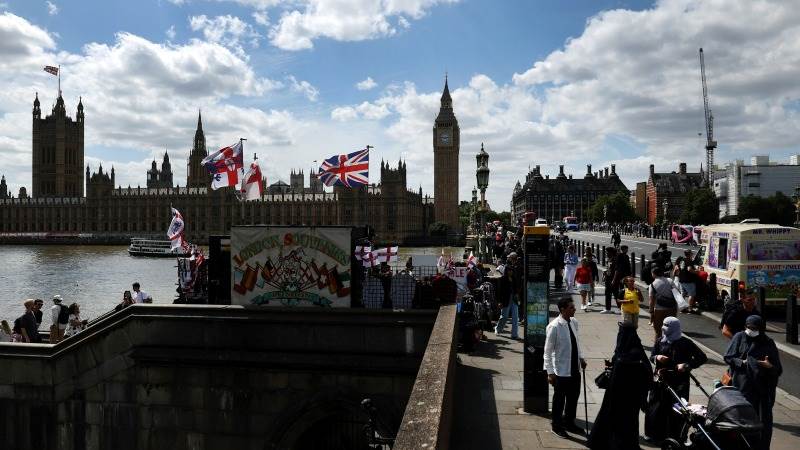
[354,245,372,261]
[318,148,369,188]
[167,207,185,251]
[43,66,59,76]
[202,141,244,190]
[239,160,263,200]
[467,251,477,269]
[361,251,377,268]
[372,246,399,263]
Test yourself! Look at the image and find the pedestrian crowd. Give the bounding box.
[0,282,153,344]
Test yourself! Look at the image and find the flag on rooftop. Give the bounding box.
[202,141,244,190]
[318,147,369,188]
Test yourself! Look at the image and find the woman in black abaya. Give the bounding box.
[588,324,652,450]
[724,315,782,450]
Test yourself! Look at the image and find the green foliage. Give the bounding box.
[587,192,638,222]
[497,211,512,225]
[678,188,719,225]
[428,221,450,236]
[734,193,796,226]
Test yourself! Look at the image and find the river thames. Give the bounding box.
[0,245,465,329]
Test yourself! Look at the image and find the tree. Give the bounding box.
[679,188,719,225]
[587,192,637,222]
[735,193,796,226]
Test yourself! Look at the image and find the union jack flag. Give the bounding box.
[318,148,369,188]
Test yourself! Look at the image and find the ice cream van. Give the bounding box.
[699,223,800,304]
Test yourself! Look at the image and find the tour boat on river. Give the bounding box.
[128,238,189,257]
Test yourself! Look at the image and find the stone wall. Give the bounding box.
[0,305,443,450]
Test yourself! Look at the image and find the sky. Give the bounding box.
[1,0,800,211]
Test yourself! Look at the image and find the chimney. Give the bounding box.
[546,175,549,179]
[679,162,687,174]
[604,167,609,178]
[559,165,564,175]
[649,164,655,176]
[568,174,573,179]
[611,164,616,175]
[587,164,592,174]
[594,171,598,178]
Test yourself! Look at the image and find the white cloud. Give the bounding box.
[286,75,319,101]
[46,1,58,15]
[189,14,261,56]
[165,25,176,40]
[268,0,457,50]
[252,10,269,26]
[356,76,377,91]
[0,13,301,195]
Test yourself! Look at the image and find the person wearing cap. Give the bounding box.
[50,295,68,343]
[720,286,761,339]
[724,315,782,450]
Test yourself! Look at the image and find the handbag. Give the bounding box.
[594,367,612,389]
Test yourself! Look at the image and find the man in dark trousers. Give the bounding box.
[544,296,587,438]
[550,238,565,289]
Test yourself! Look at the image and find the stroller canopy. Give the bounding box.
[705,387,762,432]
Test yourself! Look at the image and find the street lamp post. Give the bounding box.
[476,144,490,263]
[603,205,608,224]
[471,187,478,234]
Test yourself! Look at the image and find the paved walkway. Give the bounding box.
[450,285,800,449]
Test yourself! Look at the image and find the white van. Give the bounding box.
[535,218,548,227]
[699,223,800,304]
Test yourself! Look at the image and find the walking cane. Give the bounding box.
[582,366,589,436]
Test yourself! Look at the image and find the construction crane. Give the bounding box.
[699,48,717,187]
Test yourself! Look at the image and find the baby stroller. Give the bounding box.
[660,374,762,450]
[458,293,482,352]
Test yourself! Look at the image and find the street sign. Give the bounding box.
[523,225,550,414]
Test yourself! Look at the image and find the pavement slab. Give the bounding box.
[450,282,800,449]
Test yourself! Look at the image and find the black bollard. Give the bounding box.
[787,294,798,345]
[601,247,606,266]
[758,287,767,319]
[640,255,646,279]
[708,273,718,310]
[630,252,636,278]
[730,278,739,304]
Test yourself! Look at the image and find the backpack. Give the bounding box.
[58,304,70,325]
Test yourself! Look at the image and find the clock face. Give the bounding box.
[439,130,451,145]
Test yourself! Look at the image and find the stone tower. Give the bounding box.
[290,169,304,193]
[32,92,84,197]
[433,77,460,230]
[186,111,208,188]
[0,175,8,199]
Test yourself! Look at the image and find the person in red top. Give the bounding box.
[697,266,709,282]
[574,259,594,311]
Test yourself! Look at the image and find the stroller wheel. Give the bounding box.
[660,438,683,450]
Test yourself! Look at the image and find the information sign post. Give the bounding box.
[523,226,550,414]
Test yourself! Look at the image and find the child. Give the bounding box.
[619,276,642,327]
[575,258,594,311]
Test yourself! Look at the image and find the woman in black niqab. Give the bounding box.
[588,324,653,450]
[724,315,782,450]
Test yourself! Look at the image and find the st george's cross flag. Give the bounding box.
[354,245,372,261]
[467,251,477,269]
[202,141,244,190]
[167,207,186,251]
[318,148,369,188]
[239,161,264,201]
[372,246,399,263]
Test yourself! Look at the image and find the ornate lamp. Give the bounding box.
[475,144,491,263]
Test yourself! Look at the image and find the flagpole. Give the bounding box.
[58,64,61,96]
[239,138,247,222]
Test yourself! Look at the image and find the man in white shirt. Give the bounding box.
[131,282,152,304]
[543,296,587,438]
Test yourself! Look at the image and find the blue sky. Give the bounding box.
[1,0,799,209]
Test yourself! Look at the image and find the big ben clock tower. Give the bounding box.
[433,76,460,231]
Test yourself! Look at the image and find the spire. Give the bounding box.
[197,109,203,131]
[440,74,452,107]
[163,149,170,162]
[33,92,40,107]
[33,92,41,118]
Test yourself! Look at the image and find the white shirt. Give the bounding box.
[543,316,584,377]
[132,290,151,303]
[51,304,63,325]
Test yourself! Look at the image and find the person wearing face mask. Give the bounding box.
[724,315,782,450]
[645,317,707,443]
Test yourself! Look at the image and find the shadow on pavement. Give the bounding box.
[450,351,502,449]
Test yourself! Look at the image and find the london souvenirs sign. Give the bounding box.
[230,226,352,307]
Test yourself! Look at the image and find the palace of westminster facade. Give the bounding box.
[0,81,464,244]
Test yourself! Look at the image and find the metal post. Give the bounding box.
[758,287,767,318]
[640,255,646,279]
[730,278,739,304]
[787,294,798,345]
[601,247,606,266]
[630,252,636,278]
[708,273,717,310]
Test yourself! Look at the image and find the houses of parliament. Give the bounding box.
[0,81,463,244]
